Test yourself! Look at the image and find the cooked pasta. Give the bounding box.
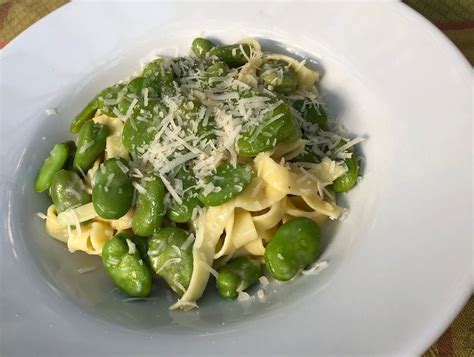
[34,37,364,309]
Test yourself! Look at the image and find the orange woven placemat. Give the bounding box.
[0,0,472,355]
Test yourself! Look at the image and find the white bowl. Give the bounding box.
[1,2,472,355]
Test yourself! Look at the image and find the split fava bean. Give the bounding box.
[147,227,193,297]
[73,120,108,174]
[102,232,152,297]
[50,169,90,212]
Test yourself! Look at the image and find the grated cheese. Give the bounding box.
[45,108,58,116]
[257,289,266,302]
[77,266,97,274]
[126,239,137,255]
[181,233,195,250]
[302,260,329,275]
[132,181,147,195]
[237,291,250,302]
[156,258,181,274]
[259,276,269,287]
[36,212,47,220]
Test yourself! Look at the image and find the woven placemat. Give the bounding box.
[0,1,472,356]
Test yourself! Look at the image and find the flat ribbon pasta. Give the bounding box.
[272,139,305,161]
[171,203,234,310]
[215,209,259,259]
[237,39,263,88]
[45,204,114,255]
[252,197,287,231]
[173,152,346,309]
[45,205,69,243]
[67,221,114,255]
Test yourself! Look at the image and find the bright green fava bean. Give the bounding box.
[204,62,229,87]
[96,84,126,117]
[127,76,159,98]
[73,120,108,174]
[92,158,134,219]
[50,169,91,212]
[70,84,126,133]
[70,96,99,134]
[265,217,321,281]
[102,232,152,297]
[237,102,298,157]
[121,102,164,155]
[260,60,299,94]
[293,99,328,131]
[216,257,263,300]
[209,44,251,68]
[332,154,359,193]
[168,166,202,223]
[148,228,193,297]
[142,58,176,96]
[191,38,215,58]
[34,143,70,192]
[132,173,166,237]
[198,163,253,206]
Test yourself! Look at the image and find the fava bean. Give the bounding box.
[102,232,152,297]
[73,120,108,174]
[216,257,262,300]
[209,44,251,68]
[142,58,176,96]
[168,166,202,223]
[92,158,134,219]
[148,227,193,297]
[237,102,298,157]
[332,154,359,193]
[132,173,166,237]
[70,84,126,133]
[293,99,328,130]
[34,142,70,192]
[96,84,126,117]
[198,162,253,206]
[191,38,215,59]
[260,60,298,94]
[121,101,165,155]
[50,169,91,212]
[127,76,159,99]
[204,62,229,88]
[265,217,321,281]
[70,96,98,134]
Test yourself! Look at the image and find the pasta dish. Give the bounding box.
[34,37,363,310]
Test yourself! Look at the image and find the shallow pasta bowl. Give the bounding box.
[0,2,472,355]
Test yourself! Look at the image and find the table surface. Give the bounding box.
[0,0,472,356]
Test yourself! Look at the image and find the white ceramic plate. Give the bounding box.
[1,2,472,355]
